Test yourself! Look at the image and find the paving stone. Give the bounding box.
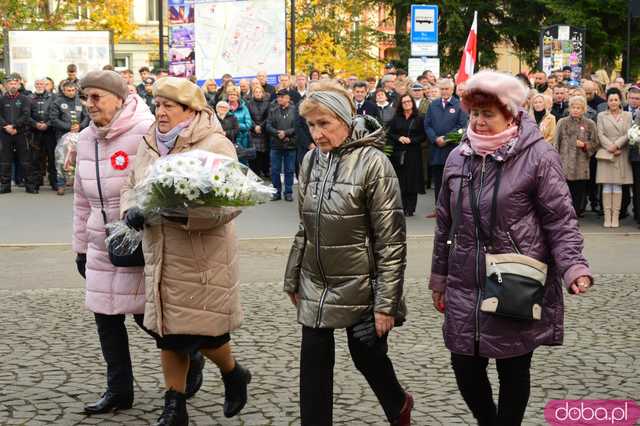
[0,275,638,424]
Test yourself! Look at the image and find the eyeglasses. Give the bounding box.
[85,93,110,103]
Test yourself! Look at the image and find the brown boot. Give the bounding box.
[57,187,65,196]
[602,192,612,227]
[391,392,413,426]
[611,192,622,228]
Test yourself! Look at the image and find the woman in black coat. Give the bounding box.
[388,94,426,216]
[247,86,271,177]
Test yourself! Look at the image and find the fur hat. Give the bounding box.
[153,77,207,111]
[80,70,128,100]
[463,70,528,116]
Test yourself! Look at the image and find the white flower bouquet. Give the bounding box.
[628,123,640,146]
[135,149,275,221]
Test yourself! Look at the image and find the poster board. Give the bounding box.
[539,25,586,85]
[168,0,286,84]
[408,57,440,80]
[4,30,112,87]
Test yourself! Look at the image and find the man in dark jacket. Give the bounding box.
[423,78,468,216]
[139,77,156,114]
[0,74,35,193]
[266,90,297,201]
[257,71,276,99]
[136,66,151,97]
[57,63,82,93]
[48,80,89,194]
[353,81,378,118]
[550,84,569,121]
[30,78,56,191]
[49,81,90,141]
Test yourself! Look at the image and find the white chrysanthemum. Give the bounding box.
[185,187,200,201]
[174,179,190,195]
[159,175,173,187]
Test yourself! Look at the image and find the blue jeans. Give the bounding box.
[270,149,296,195]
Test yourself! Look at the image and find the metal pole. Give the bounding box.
[627,0,631,82]
[159,0,165,69]
[290,0,296,76]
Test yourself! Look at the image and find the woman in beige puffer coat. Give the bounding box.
[120,77,250,426]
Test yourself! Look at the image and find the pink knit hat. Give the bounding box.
[463,70,529,116]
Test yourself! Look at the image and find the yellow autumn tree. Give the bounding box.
[293,0,383,78]
[75,0,137,44]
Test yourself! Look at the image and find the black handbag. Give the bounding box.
[451,159,547,321]
[94,141,145,267]
[234,144,256,160]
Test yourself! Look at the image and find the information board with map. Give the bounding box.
[194,0,286,83]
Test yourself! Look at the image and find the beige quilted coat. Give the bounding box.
[121,110,243,337]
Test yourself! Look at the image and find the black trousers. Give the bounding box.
[431,165,445,205]
[251,151,270,177]
[94,313,146,395]
[587,157,600,210]
[621,185,631,216]
[402,192,418,215]
[31,130,55,187]
[300,326,405,426]
[0,133,34,189]
[44,133,58,188]
[567,180,588,216]
[632,162,640,222]
[451,351,533,426]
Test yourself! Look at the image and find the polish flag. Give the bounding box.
[456,11,478,86]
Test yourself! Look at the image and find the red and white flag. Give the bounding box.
[456,11,478,86]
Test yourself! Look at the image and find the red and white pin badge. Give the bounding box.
[110,151,129,171]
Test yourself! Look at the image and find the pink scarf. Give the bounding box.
[467,124,518,157]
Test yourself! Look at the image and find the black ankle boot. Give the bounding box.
[222,362,251,418]
[83,390,133,414]
[155,389,188,426]
[185,351,205,399]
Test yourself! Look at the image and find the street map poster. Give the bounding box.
[4,30,112,87]
[539,25,585,85]
[194,0,286,84]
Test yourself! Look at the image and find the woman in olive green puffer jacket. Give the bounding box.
[283,80,412,426]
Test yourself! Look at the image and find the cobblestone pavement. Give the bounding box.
[0,275,638,426]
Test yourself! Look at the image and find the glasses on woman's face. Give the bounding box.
[85,93,110,104]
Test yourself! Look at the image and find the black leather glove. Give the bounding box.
[351,312,378,348]
[124,207,145,231]
[75,253,86,279]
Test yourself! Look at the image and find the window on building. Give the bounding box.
[114,56,130,69]
[148,0,166,21]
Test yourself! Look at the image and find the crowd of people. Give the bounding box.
[4,62,638,228]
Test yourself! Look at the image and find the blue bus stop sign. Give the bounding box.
[411,5,438,44]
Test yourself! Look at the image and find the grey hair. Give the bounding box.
[437,78,455,89]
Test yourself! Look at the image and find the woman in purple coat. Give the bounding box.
[429,70,593,426]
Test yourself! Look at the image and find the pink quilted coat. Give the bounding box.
[72,95,155,315]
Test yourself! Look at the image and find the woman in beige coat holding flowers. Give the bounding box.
[120,77,250,426]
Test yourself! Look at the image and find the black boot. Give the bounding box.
[0,184,10,194]
[156,389,188,426]
[84,390,133,414]
[184,351,205,399]
[222,362,251,418]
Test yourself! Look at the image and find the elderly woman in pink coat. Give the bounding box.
[72,71,204,415]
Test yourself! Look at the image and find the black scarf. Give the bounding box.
[534,110,546,125]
